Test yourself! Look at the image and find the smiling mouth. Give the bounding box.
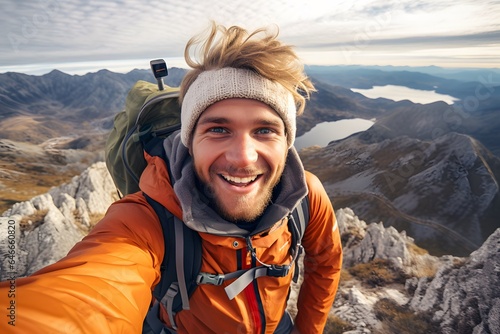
[220,174,260,186]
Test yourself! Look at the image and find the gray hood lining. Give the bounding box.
[163,132,307,237]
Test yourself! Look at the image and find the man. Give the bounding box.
[0,23,342,333]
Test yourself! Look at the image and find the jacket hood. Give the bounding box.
[139,150,183,221]
[143,131,307,237]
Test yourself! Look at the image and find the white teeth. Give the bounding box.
[222,174,257,184]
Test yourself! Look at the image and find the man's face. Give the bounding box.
[191,98,289,223]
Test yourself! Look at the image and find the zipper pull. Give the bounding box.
[245,236,257,260]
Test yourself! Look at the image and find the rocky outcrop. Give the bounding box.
[331,207,500,334]
[338,208,440,278]
[326,208,435,333]
[0,162,118,280]
[407,228,500,334]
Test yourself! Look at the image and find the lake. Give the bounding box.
[351,85,459,104]
[294,85,460,150]
[295,118,374,150]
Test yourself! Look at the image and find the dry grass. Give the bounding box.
[407,241,428,256]
[340,224,365,247]
[413,262,439,279]
[19,209,48,231]
[373,298,440,334]
[348,258,408,287]
[323,314,355,334]
[0,171,78,214]
[405,241,444,279]
[89,213,104,227]
[339,269,354,284]
[0,115,73,144]
[73,210,105,233]
[451,257,467,269]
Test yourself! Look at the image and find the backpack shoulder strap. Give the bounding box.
[289,195,309,283]
[143,193,202,333]
[291,194,310,240]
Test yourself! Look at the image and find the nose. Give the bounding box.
[225,133,258,166]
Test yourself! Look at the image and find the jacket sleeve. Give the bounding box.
[294,171,343,334]
[0,193,164,334]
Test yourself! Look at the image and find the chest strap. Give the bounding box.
[196,212,303,300]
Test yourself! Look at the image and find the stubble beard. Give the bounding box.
[196,167,284,224]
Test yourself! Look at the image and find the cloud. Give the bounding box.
[0,0,499,74]
[302,30,500,50]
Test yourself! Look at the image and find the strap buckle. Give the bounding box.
[196,272,225,285]
[267,264,290,277]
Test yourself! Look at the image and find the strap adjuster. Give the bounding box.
[196,272,225,285]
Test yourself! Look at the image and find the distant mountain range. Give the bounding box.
[0,65,499,256]
[1,66,499,152]
[0,68,186,143]
[306,64,500,86]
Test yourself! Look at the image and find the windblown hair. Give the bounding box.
[179,22,315,115]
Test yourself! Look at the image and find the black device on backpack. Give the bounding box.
[150,59,168,91]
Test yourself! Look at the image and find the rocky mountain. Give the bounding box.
[407,228,500,334]
[300,129,500,256]
[0,68,186,143]
[296,68,500,257]
[359,97,500,157]
[332,206,500,334]
[1,162,498,334]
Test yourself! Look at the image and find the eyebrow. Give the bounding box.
[197,116,284,128]
[197,116,229,125]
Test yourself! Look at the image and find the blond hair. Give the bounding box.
[179,22,315,116]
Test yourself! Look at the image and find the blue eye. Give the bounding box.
[209,127,227,133]
[256,128,272,134]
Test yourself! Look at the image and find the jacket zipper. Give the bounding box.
[241,248,266,333]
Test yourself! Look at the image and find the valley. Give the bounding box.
[0,136,105,213]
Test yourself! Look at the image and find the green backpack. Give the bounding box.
[105,77,181,196]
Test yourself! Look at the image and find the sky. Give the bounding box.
[1,0,499,75]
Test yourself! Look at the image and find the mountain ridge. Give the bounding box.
[299,130,500,256]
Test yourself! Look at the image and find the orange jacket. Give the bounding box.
[0,152,342,334]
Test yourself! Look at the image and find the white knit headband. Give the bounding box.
[181,67,297,148]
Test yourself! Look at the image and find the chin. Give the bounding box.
[216,197,269,224]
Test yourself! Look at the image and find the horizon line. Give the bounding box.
[2,61,499,76]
